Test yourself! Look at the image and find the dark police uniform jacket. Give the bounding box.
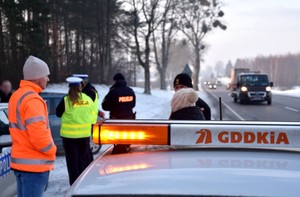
[196,98,211,120]
[82,82,98,102]
[102,80,136,119]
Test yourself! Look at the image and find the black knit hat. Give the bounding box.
[113,73,125,81]
[173,73,193,88]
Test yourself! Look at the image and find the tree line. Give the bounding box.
[0,0,226,94]
[233,53,300,89]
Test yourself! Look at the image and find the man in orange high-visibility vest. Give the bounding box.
[8,56,57,197]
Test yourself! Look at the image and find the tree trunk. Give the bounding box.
[51,0,59,81]
[194,45,200,91]
[159,68,167,90]
[63,3,70,71]
[144,65,151,94]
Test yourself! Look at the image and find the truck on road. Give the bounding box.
[230,68,273,105]
[229,68,250,91]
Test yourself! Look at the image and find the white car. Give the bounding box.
[0,103,17,197]
[65,120,300,197]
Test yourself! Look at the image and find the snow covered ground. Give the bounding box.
[43,84,214,196]
[272,87,300,98]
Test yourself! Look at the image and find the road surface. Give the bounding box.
[204,85,300,121]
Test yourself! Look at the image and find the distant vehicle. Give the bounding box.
[216,81,222,86]
[65,120,300,197]
[229,68,250,91]
[208,84,217,89]
[0,103,17,197]
[232,73,273,105]
[40,92,101,154]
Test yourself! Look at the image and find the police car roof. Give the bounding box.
[66,120,300,196]
[66,146,300,197]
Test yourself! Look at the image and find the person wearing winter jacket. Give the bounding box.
[170,88,205,120]
[173,73,211,120]
[102,73,136,119]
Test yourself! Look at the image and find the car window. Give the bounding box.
[0,110,8,125]
[44,98,52,115]
[0,110,9,135]
[44,97,63,115]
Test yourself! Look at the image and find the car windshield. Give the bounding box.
[241,75,269,86]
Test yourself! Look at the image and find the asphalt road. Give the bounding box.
[204,85,300,122]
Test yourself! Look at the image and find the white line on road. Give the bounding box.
[284,106,300,113]
[209,93,245,121]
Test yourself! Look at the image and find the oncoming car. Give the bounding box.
[208,83,217,89]
[65,120,300,197]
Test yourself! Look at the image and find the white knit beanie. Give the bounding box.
[171,88,199,112]
[23,55,50,80]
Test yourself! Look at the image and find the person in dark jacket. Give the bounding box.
[102,73,136,119]
[173,73,211,120]
[170,88,205,120]
[0,80,13,103]
[72,74,105,118]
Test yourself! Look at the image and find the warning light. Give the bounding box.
[92,123,169,145]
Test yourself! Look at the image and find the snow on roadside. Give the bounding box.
[43,84,211,197]
[272,86,300,98]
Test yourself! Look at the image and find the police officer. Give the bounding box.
[56,77,95,185]
[173,73,211,120]
[102,73,136,119]
[72,74,104,119]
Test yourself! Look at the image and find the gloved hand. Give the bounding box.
[98,111,105,118]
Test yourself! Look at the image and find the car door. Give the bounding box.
[0,109,17,197]
[44,97,64,154]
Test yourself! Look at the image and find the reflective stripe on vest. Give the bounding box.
[11,158,54,165]
[9,91,35,130]
[9,91,54,153]
[60,93,93,138]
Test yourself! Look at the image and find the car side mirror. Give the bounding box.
[270,82,274,87]
[0,135,12,151]
[236,82,240,88]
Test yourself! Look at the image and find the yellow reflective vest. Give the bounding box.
[60,93,94,138]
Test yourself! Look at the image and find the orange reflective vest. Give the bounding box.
[8,80,56,172]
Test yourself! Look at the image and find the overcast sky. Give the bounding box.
[204,0,300,69]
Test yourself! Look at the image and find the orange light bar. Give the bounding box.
[92,123,169,145]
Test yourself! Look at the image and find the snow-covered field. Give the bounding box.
[43,84,214,196]
[273,87,300,98]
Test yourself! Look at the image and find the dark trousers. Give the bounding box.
[62,137,93,185]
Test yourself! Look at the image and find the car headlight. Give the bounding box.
[241,86,248,92]
[209,85,212,88]
[266,86,271,91]
[213,85,217,88]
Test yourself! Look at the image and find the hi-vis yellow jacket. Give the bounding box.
[60,93,95,138]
